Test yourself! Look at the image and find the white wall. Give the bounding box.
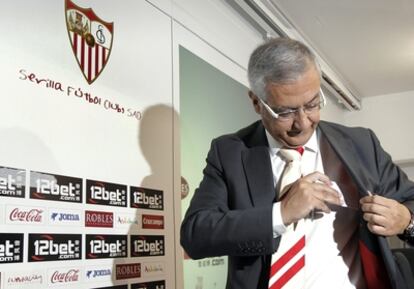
[161,0,349,120]
[320,91,348,124]
[345,90,414,163]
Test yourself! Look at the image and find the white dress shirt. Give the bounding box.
[266,129,366,289]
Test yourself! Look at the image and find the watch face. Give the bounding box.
[408,225,414,236]
[405,212,414,236]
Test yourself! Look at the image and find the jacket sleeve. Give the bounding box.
[369,129,414,207]
[180,138,275,259]
[369,129,414,245]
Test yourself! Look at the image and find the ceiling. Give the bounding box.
[269,0,414,98]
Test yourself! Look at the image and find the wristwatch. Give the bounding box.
[401,209,414,241]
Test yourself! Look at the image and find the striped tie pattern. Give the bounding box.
[269,148,305,289]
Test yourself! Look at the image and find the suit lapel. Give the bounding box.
[318,122,370,196]
[241,122,275,207]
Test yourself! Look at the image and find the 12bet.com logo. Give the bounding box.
[28,234,82,262]
[86,234,127,259]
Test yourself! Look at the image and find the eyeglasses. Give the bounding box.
[259,89,326,121]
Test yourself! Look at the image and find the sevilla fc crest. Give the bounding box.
[65,0,114,84]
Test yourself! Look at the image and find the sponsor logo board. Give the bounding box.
[131,280,166,289]
[131,235,164,257]
[0,166,25,198]
[115,263,141,280]
[49,208,82,226]
[48,267,81,286]
[142,214,164,229]
[130,187,163,210]
[85,264,112,282]
[30,171,82,203]
[86,234,127,259]
[6,271,43,287]
[115,212,139,228]
[6,205,45,225]
[0,233,24,263]
[86,179,127,207]
[28,233,82,262]
[85,210,113,228]
[142,262,165,277]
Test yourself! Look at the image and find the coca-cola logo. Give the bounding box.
[50,269,80,285]
[8,206,44,223]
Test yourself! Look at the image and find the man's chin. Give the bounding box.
[283,134,312,147]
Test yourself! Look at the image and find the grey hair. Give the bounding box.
[247,38,321,100]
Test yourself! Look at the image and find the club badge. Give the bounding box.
[65,0,114,84]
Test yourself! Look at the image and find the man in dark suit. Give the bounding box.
[180,38,414,289]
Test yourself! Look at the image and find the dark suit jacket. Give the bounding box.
[180,120,414,289]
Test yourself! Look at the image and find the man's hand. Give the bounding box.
[280,172,341,225]
[360,195,411,236]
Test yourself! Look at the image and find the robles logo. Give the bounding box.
[30,171,82,203]
[115,263,141,280]
[86,179,127,207]
[0,166,25,198]
[7,205,44,224]
[130,187,163,210]
[0,233,23,263]
[131,280,165,289]
[131,235,164,257]
[85,210,113,227]
[28,234,82,262]
[86,234,127,259]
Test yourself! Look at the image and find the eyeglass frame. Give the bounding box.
[258,89,327,121]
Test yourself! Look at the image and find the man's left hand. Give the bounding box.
[360,194,411,236]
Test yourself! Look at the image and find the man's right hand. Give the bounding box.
[280,171,342,225]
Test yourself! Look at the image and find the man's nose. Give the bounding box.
[292,108,310,129]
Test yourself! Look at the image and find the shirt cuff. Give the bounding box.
[272,202,287,238]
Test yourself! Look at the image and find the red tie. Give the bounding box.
[269,147,306,289]
[294,146,304,155]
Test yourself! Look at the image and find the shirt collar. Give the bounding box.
[265,128,319,156]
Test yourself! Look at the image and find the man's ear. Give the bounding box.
[249,91,261,114]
